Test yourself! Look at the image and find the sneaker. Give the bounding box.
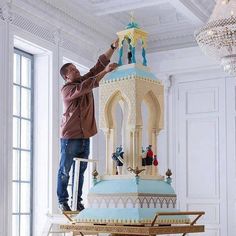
[59,202,71,212]
[77,202,85,211]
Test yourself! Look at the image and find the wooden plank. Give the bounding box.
[60,224,204,235]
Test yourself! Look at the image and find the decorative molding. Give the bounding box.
[60,224,204,235]
[169,0,209,25]
[8,7,95,61]
[12,13,54,43]
[5,0,216,53]
[186,87,219,114]
[7,0,103,60]
[52,28,63,46]
[0,2,13,22]
[162,75,173,95]
[14,0,110,44]
[88,194,177,208]
[186,117,219,199]
[148,33,196,53]
[93,0,167,16]
[0,16,13,236]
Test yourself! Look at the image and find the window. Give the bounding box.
[12,49,34,236]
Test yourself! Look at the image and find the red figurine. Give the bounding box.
[153,154,158,166]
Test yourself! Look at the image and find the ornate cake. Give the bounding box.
[74,19,190,225]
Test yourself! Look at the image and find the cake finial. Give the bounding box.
[130,11,134,23]
[165,169,172,185]
[126,12,140,29]
[127,166,145,177]
[92,168,99,186]
[127,166,145,185]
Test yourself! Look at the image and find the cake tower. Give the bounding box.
[99,17,164,178]
[74,18,189,226]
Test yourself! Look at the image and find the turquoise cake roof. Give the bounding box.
[126,21,140,29]
[89,179,176,195]
[104,64,157,82]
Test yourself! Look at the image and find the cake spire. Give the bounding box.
[117,15,147,66]
[126,11,140,29]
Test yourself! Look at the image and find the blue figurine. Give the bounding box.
[112,145,124,175]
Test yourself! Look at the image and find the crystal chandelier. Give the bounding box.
[195,0,236,75]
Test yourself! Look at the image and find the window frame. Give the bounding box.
[12,48,34,236]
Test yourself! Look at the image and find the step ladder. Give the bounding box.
[43,158,98,235]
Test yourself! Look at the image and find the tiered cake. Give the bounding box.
[74,19,189,225]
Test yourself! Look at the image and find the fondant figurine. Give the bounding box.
[141,145,156,175]
[141,147,147,166]
[145,145,153,175]
[153,154,158,166]
[146,145,153,165]
[127,38,132,64]
[112,146,124,175]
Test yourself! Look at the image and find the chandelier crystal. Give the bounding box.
[195,0,236,75]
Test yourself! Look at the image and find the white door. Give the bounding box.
[177,78,227,236]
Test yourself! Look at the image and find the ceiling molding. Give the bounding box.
[13,0,112,44]
[147,34,196,53]
[8,4,98,62]
[5,0,216,57]
[93,0,167,16]
[168,0,210,25]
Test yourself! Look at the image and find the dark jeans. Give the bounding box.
[57,138,90,206]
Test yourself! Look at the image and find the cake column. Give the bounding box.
[151,128,159,176]
[136,126,142,169]
[103,128,116,175]
[132,128,136,169]
[131,127,141,169]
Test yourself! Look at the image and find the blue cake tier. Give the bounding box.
[74,208,190,225]
[88,178,176,209]
[90,178,175,195]
[77,177,185,224]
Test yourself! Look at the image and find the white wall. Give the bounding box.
[148,47,236,236]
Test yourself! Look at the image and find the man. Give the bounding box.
[57,40,118,212]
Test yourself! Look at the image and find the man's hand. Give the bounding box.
[104,39,119,60]
[111,39,119,49]
[95,63,118,83]
[105,63,118,73]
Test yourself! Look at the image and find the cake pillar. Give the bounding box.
[137,126,142,169]
[151,128,159,175]
[131,129,135,169]
[132,128,138,169]
[142,39,147,66]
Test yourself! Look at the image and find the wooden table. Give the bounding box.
[60,211,205,236]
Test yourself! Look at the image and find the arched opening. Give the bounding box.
[103,90,130,174]
[115,102,123,147]
[141,101,149,148]
[135,38,144,64]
